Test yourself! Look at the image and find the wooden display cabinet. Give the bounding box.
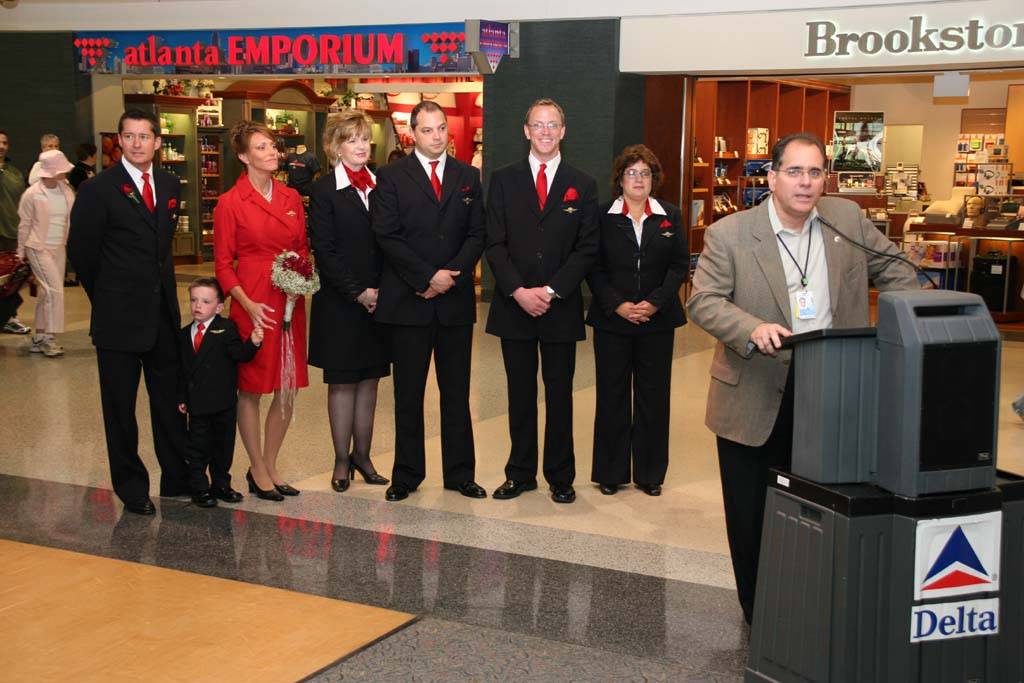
[685,79,850,253]
[198,128,227,260]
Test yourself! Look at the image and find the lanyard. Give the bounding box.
[776,223,813,288]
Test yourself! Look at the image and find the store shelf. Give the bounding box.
[692,188,709,193]
[161,159,187,164]
[715,154,742,160]
[201,151,220,156]
[693,162,710,168]
[202,173,220,178]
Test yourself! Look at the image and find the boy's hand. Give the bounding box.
[250,325,264,346]
[177,403,187,414]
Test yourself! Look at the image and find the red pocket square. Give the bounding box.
[660,219,672,229]
[168,198,177,210]
[562,187,579,202]
[461,185,471,193]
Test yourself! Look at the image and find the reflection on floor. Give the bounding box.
[2,273,1023,679]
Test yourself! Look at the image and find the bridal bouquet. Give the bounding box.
[270,250,319,400]
[270,250,320,331]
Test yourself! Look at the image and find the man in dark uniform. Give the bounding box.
[485,98,600,504]
[372,100,487,502]
[68,109,190,515]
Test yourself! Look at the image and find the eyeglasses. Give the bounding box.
[778,166,825,180]
[623,169,652,179]
[121,133,155,143]
[528,122,562,132]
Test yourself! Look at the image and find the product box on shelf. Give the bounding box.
[746,128,769,156]
[744,159,772,177]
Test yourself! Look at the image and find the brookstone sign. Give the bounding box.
[806,15,1024,57]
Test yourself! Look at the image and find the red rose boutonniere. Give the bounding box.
[168,198,177,210]
[121,183,140,204]
[659,219,672,230]
[562,187,579,202]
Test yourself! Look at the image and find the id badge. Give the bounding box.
[794,290,817,320]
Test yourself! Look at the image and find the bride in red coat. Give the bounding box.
[214,120,308,502]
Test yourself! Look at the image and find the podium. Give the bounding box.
[745,291,1020,682]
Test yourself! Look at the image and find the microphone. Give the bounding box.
[816,214,940,289]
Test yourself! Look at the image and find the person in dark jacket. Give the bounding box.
[585,144,688,497]
[485,98,600,504]
[177,277,262,508]
[68,143,97,191]
[308,111,390,492]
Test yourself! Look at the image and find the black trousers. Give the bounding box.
[389,322,475,489]
[95,304,189,505]
[715,369,794,624]
[184,405,237,493]
[500,338,576,486]
[591,328,674,486]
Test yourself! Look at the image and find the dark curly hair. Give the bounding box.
[611,144,663,197]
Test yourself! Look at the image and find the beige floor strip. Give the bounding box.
[0,539,414,682]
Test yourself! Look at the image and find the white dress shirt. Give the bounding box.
[121,156,156,205]
[414,149,446,184]
[528,153,561,189]
[767,196,832,334]
[190,316,214,348]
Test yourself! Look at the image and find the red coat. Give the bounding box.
[214,173,309,393]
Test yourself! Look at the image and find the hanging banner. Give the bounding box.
[831,111,885,173]
[73,23,477,75]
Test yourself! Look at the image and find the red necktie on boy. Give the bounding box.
[193,322,205,352]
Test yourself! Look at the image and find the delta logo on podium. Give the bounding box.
[914,511,1001,600]
[909,511,1002,643]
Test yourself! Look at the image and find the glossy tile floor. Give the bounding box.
[2,271,1023,681]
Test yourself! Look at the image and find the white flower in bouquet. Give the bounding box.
[270,250,320,331]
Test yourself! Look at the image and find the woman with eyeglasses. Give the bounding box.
[585,144,688,497]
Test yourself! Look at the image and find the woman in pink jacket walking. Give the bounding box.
[17,150,75,357]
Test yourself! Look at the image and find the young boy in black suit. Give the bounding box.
[178,277,262,507]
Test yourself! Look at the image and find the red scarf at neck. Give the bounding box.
[344,165,375,193]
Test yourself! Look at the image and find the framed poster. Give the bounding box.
[831,111,884,173]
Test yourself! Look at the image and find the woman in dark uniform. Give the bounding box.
[586,144,688,496]
[308,111,389,491]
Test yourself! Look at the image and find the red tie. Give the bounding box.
[193,322,205,352]
[537,163,548,210]
[141,172,155,213]
[429,160,442,201]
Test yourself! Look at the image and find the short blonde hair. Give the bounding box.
[323,111,373,160]
[40,133,60,150]
[524,98,565,125]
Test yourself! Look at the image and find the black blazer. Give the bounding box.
[585,199,688,335]
[371,154,485,327]
[485,159,599,342]
[178,316,258,415]
[307,171,387,370]
[68,162,182,351]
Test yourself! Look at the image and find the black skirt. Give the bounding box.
[308,289,391,383]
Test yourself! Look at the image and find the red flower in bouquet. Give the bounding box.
[562,187,579,202]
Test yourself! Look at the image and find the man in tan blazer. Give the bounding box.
[686,133,917,624]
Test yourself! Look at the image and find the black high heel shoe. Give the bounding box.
[351,454,389,485]
[274,482,300,496]
[331,456,352,493]
[246,470,284,502]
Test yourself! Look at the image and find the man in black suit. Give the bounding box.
[485,98,600,503]
[68,109,190,515]
[372,100,486,502]
[177,277,262,508]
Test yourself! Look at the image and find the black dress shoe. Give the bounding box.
[331,469,351,493]
[209,486,243,503]
[550,484,576,504]
[385,484,410,502]
[274,482,300,496]
[246,470,284,502]
[492,479,538,499]
[191,490,218,508]
[351,456,389,485]
[445,480,486,498]
[598,483,619,495]
[637,483,662,496]
[124,498,156,515]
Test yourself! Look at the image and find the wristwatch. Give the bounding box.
[545,286,559,299]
